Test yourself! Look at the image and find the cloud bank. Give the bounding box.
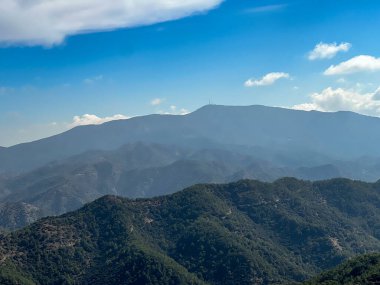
[308,42,351,60]
[293,87,380,117]
[151,98,165,106]
[0,0,223,46]
[324,55,380,75]
[245,72,290,87]
[69,114,129,128]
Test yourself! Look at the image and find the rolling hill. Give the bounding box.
[1,178,380,284]
[303,253,380,284]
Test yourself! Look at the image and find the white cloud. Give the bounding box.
[158,106,189,115]
[245,72,290,87]
[151,98,165,106]
[0,0,223,46]
[308,42,351,60]
[69,114,129,128]
[324,55,380,75]
[245,4,287,13]
[178,108,189,115]
[293,87,380,117]
[83,75,103,84]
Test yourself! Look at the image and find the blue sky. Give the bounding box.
[1,0,380,146]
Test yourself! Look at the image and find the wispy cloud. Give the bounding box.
[0,86,13,94]
[83,75,104,85]
[169,105,189,115]
[152,101,189,115]
[324,55,380,75]
[159,106,189,115]
[69,114,129,128]
[0,0,223,47]
[308,42,351,60]
[245,72,290,87]
[151,98,165,106]
[245,4,287,14]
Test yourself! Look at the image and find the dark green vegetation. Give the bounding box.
[304,254,380,284]
[1,178,380,284]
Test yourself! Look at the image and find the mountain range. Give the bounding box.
[2,105,380,174]
[2,105,380,229]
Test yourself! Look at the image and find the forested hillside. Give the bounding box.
[303,254,380,284]
[1,178,380,284]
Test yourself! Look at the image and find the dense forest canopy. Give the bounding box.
[1,178,380,284]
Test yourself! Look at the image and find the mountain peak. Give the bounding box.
[193,104,276,113]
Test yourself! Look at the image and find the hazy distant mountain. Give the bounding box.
[2,141,380,230]
[2,105,380,174]
[0,143,277,229]
[1,178,380,284]
[0,143,187,227]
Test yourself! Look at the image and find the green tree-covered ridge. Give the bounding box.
[1,178,380,284]
[304,253,380,285]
